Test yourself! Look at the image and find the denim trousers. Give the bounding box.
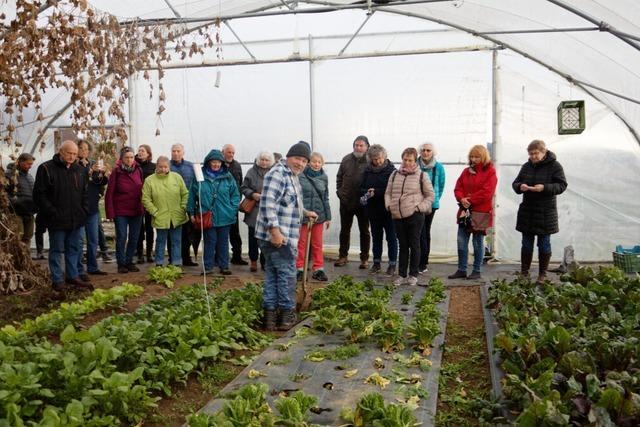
[394,212,425,278]
[259,240,297,311]
[457,225,485,273]
[522,233,551,254]
[155,225,183,265]
[114,216,143,267]
[203,225,230,271]
[76,225,86,275]
[49,227,82,284]
[419,209,437,269]
[85,213,100,273]
[369,213,398,265]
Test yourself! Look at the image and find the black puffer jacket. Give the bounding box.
[33,154,88,231]
[360,159,396,218]
[135,156,156,180]
[5,162,36,215]
[512,151,567,235]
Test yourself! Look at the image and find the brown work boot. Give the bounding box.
[263,309,277,331]
[334,257,348,267]
[278,310,298,331]
[520,249,533,278]
[250,260,258,272]
[537,252,552,283]
[359,260,369,270]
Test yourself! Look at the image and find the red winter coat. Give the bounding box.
[453,163,497,226]
[105,161,144,219]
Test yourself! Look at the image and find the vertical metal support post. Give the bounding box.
[490,49,499,259]
[308,35,316,150]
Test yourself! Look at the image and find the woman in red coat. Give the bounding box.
[448,145,497,280]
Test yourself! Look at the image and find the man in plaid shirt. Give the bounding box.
[256,141,318,331]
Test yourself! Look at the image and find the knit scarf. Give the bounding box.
[419,156,436,171]
[304,167,323,178]
[398,162,419,176]
[121,163,136,173]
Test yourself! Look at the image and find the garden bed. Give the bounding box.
[196,278,450,426]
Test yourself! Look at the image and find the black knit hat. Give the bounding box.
[286,141,311,161]
[353,135,370,147]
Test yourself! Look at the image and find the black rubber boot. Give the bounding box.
[521,249,533,278]
[278,309,298,331]
[263,310,277,331]
[538,252,552,283]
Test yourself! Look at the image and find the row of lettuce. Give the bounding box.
[488,266,640,426]
[0,282,269,426]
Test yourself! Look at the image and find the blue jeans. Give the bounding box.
[203,225,230,271]
[76,226,86,275]
[85,213,100,273]
[369,214,397,265]
[49,227,82,284]
[259,240,297,311]
[155,225,183,265]
[114,216,143,267]
[522,233,551,254]
[457,225,485,273]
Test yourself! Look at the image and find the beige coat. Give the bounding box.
[384,170,435,219]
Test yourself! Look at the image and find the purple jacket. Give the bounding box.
[105,161,144,218]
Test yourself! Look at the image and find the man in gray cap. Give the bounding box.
[255,141,318,331]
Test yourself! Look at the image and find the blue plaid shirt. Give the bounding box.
[255,160,304,249]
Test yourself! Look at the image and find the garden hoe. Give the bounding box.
[297,217,315,312]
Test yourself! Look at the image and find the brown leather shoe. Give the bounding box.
[66,278,95,290]
[359,260,369,270]
[52,282,67,292]
[334,257,348,267]
[250,261,258,272]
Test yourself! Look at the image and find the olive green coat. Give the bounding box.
[142,171,189,229]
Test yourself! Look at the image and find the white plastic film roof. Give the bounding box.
[84,0,640,141]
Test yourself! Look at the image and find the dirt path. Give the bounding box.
[436,286,492,426]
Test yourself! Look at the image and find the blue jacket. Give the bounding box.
[186,151,240,227]
[171,159,195,190]
[418,158,445,210]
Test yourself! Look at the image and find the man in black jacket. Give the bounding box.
[222,144,248,266]
[33,140,93,292]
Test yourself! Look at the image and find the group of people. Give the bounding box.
[5,135,566,330]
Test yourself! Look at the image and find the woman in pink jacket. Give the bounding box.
[384,147,435,286]
[105,147,145,273]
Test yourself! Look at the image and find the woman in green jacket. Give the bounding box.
[187,149,241,275]
[142,156,189,266]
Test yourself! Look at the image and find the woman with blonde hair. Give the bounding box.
[448,145,497,280]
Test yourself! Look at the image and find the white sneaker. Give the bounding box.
[407,276,418,286]
[393,276,406,286]
[418,267,428,274]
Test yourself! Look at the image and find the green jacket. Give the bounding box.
[142,171,189,229]
[300,166,331,224]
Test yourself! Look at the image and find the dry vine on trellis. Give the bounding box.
[0,0,221,293]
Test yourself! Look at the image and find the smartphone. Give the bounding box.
[98,159,104,167]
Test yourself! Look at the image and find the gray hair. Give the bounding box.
[367,144,387,160]
[418,142,437,156]
[156,155,170,165]
[171,143,184,151]
[255,150,275,167]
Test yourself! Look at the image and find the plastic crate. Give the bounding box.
[612,245,640,273]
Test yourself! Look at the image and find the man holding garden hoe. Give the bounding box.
[255,141,318,331]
